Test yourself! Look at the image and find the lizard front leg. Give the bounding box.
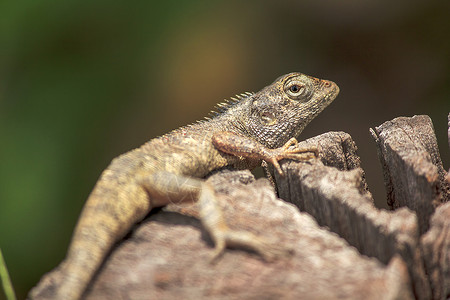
[212,131,318,175]
[140,172,292,262]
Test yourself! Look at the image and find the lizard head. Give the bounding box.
[243,72,339,148]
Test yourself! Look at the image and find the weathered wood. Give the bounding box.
[84,170,413,300]
[288,131,372,195]
[274,133,431,300]
[369,115,450,300]
[448,112,450,189]
[421,201,450,300]
[370,115,449,234]
[31,116,449,300]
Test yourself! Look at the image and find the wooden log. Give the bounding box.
[421,202,450,300]
[284,131,372,195]
[418,113,450,300]
[83,170,413,300]
[274,133,431,300]
[370,115,450,234]
[31,116,449,300]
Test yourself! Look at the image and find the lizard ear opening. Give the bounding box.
[260,111,277,126]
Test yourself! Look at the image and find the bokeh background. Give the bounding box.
[1,0,449,298]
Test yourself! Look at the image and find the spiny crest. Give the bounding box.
[208,92,253,118]
[159,92,253,139]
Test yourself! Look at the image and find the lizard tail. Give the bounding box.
[29,173,152,300]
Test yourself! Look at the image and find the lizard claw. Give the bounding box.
[269,158,284,176]
[209,239,227,264]
[264,139,319,176]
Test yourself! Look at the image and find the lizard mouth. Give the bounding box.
[260,111,277,126]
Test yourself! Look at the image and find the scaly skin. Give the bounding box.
[29,72,339,299]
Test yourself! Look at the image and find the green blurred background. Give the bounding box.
[1,0,449,298]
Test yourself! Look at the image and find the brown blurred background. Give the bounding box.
[0,0,449,298]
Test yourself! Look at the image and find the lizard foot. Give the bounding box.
[264,137,319,175]
[212,132,318,176]
[209,228,294,264]
[198,181,294,263]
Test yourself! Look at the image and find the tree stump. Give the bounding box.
[370,115,449,233]
[31,115,449,300]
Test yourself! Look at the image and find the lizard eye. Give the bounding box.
[286,82,305,99]
[285,81,307,100]
[289,85,302,93]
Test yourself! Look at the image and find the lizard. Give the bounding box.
[28,72,339,300]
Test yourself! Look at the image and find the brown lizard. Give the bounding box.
[28,72,339,299]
